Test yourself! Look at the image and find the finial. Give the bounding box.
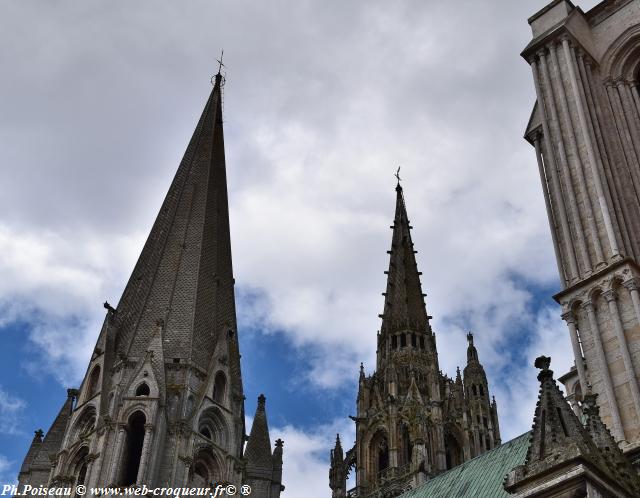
[257,393,266,409]
[466,332,474,345]
[394,166,402,191]
[275,438,284,448]
[217,50,225,75]
[103,301,115,313]
[34,429,44,440]
[534,355,551,371]
[336,433,341,444]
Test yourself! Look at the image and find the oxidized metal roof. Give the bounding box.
[398,432,530,498]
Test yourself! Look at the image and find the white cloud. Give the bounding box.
[0,387,26,436]
[0,0,594,448]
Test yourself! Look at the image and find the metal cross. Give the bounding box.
[216,50,225,74]
[394,166,402,184]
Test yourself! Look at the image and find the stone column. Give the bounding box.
[136,423,155,485]
[531,56,579,282]
[563,38,620,261]
[623,278,640,326]
[617,80,640,163]
[533,132,565,285]
[108,425,126,485]
[603,289,640,420]
[540,47,591,276]
[554,39,606,266]
[582,300,624,440]
[562,311,588,390]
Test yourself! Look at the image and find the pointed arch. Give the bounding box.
[368,429,389,479]
[69,446,89,494]
[86,365,101,400]
[72,406,97,442]
[189,448,221,487]
[120,411,146,486]
[135,383,150,396]
[197,407,228,450]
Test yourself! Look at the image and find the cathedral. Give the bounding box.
[16,0,640,497]
[17,72,284,496]
[330,0,640,497]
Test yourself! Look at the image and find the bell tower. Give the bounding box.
[329,180,500,498]
[17,70,284,497]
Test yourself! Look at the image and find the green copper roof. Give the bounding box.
[399,432,530,498]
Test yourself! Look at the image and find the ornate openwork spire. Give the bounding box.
[379,180,430,336]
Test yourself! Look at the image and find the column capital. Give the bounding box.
[561,310,576,324]
[144,423,155,433]
[603,289,618,302]
[581,300,595,311]
[536,48,547,60]
[623,278,640,292]
[531,129,543,142]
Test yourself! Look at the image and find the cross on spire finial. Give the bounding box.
[394,166,402,186]
[216,50,225,75]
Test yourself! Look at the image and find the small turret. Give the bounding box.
[329,434,347,498]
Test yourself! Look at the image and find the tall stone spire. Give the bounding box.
[18,71,282,495]
[380,182,430,338]
[113,71,236,370]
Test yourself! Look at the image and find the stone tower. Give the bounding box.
[522,0,640,460]
[329,182,500,497]
[17,72,284,496]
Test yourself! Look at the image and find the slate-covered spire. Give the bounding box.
[113,71,237,370]
[380,182,430,335]
[245,394,275,478]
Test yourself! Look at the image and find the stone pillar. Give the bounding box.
[582,300,624,441]
[108,425,126,485]
[136,423,155,485]
[623,278,640,326]
[540,47,591,276]
[562,311,588,390]
[533,132,565,284]
[562,38,620,261]
[603,289,640,421]
[553,39,605,267]
[530,56,579,282]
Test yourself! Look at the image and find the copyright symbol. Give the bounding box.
[240,485,251,496]
[225,485,236,495]
[76,485,86,496]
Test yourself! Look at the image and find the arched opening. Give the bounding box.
[472,385,477,396]
[444,433,463,470]
[135,383,150,397]
[369,430,389,479]
[71,446,89,494]
[197,408,228,449]
[189,450,220,487]
[121,411,146,486]
[479,385,484,396]
[86,366,100,400]
[213,372,226,405]
[401,425,412,467]
[73,407,97,442]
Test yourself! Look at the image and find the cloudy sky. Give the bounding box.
[0,0,601,494]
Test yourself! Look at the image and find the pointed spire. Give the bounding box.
[506,357,640,496]
[113,70,238,371]
[380,178,429,335]
[466,332,479,363]
[245,394,275,478]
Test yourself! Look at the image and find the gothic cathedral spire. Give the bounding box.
[18,72,283,497]
[330,180,500,498]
